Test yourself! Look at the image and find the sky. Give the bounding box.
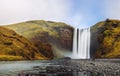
[0,0,120,28]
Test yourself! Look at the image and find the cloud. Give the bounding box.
[0,0,72,25]
[0,0,120,28]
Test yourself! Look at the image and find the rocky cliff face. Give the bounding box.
[0,26,47,60]
[90,21,105,58]
[91,19,120,58]
[3,19,120,59]
[5,20,73,58]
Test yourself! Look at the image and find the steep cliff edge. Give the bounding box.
[90,21,105,58]
[91,19,120,58]
[0,26,48,60]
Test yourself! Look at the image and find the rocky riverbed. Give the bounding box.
[18,58,120,76]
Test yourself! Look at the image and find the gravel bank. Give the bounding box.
[18,59,120,76]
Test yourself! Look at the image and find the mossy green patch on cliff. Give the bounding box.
[94,19,120,58]
[0,26,47,61]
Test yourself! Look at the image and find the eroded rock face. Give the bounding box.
[30,33,54,59]
[90,21,105,58]
[60,28,73,50]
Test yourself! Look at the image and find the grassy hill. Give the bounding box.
[5,20,74,58]
[91,19,120,58]
[0,26,48,61]
[6,20,73,39]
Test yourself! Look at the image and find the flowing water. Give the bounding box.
[0,60,50,76]
[0,60,92,76]
[0,27,91,76]
[72,28,90,59]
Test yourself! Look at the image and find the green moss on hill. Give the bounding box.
[0,26,47,61]
[94,19,120,58]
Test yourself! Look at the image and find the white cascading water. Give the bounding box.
[72,27,90,59]
[72,28,78,56]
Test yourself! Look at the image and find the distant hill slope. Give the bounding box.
[5,20,74,57]
[0,26,47,60]
[91,19,120,58]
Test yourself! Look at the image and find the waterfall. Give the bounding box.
[72,28,90,59]
[73,28,78,56]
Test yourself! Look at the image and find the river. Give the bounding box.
[0,60,50,76]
